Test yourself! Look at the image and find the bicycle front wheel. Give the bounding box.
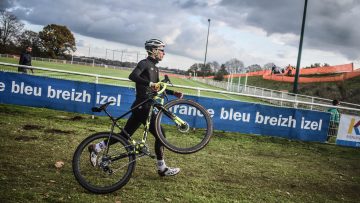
[72,132,135,194]
[155,99,213,154]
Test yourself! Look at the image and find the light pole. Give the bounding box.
[105,49,110,60]
[121,50,125,62]
[293,0,308,94]
[204,19,211,69]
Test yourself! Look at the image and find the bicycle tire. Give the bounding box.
[155,99,213,154]
[72,132,135,194]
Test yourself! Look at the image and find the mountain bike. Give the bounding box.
[72,76,213,194]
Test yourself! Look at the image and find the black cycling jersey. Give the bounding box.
[129,57,159,99]
[129,56,173,99]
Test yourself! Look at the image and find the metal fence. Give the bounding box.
[193,77,360,116]
[0,53,134,71]
[1,62,359,140]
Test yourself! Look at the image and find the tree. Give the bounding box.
[18,30,43,56]
[247,64,262,72]
[0,10,24,52]
[310,63,321,68]
[263,62,276,70]
[213,64,229,81]
[224,58,244,73]
[39,24,76,58]
[187,63,201,77]
[201,63,213,77]
[208,61,220,72]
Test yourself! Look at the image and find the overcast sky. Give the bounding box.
[2,0,360,70]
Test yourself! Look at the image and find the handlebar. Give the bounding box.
[156,82,168,95]
[152,74,173,97]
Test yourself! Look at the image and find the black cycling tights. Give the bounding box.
[105,101,165,160]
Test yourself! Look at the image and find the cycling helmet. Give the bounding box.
[145,39,165,51]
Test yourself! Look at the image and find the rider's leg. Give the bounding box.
[149,116,180,176]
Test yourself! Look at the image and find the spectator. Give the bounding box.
[18,46,33,74]
[327,99,340,142]
[271,65,276,75]
[286,64,293,76]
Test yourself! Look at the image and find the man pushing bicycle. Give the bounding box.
[89,39,183,176]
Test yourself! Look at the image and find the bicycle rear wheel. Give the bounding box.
[72,132,135,194]
[155,99,213,154]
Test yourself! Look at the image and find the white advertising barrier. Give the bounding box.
[336,114,360,148]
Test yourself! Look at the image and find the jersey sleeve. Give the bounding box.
[129,60,150,86]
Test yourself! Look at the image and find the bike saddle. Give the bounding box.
[91,101,114,112]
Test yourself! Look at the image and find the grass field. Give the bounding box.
[0,57,260,103]
[0,104,359,202]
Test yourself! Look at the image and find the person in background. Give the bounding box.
[327,99,340,142]
[286,64,293,76]
[18,46,33,74]
[271,65,276,75]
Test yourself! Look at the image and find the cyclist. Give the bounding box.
[89,39,183,176]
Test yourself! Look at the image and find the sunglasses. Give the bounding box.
[157,49,165,53]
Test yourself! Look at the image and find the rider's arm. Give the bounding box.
[129,60,151,86]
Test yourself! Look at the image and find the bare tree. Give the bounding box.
[224,58,245,73]
[0,10,24,51]
[263,62,276,70]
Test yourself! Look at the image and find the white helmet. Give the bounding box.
[145,39,165,51]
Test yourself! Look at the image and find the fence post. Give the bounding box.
[197,88,201,97]
[244,74,248,92]
[294,94,298,108]
[280,92,283,106]
[311,97,314,110]
[92,76,99,119]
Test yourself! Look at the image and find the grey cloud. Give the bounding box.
[0,0,13,11]
[4,0,360,62]
[174,0,207,9]
[7,0,207,59]
[217,0,360,60]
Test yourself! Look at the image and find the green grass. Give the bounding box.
[0,57,259,103]
[0,103,359,202]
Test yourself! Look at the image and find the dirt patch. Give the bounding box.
[214,132,226,137]
[23,124,44,130]
[15,135,38,141]
[44,129,73,134]
[70,116,84,121]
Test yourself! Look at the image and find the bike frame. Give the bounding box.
[101,91,186,155]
